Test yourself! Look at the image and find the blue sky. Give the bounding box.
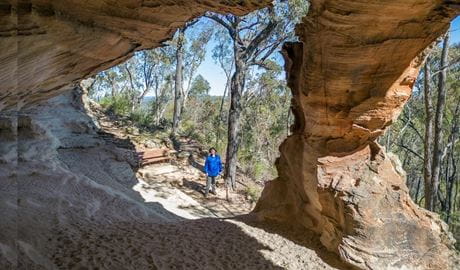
[195,38,229,96]
[451,16,460,44]
[180,16,460,97]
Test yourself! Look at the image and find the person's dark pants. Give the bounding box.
[205,176,216,195]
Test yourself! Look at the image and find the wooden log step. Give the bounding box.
[141,156,170,166]
[138,150,169,159]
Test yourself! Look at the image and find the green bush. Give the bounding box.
[252,161,266,180]
[244,184,262,203]
[182,120,199,137]
[238,156,270,181]
[100,94,132,116]
[130,109,153,127]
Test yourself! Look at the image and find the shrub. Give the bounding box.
[244,184,262,203]
[130,109,153,128]
[100,94,132,116]
[252,161,266,180]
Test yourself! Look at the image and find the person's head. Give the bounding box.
[209,147,217,155]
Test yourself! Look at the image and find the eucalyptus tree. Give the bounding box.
[182,28,212,108]
[189,75,211,98]
[90,68,126,101]
[89,46,175,120]
[204,0,308,190]
[211,28,234,148]
[172,21,212,135]
[239,60,291,180]
[430,32,450,210]
[149,47,175,125]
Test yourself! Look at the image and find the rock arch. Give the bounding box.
[1,0,458,268]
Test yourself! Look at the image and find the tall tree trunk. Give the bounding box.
[415,176,422,203]
[423,58,435,210]
[215,75,230,147]
[152,83,160,125]
[453,172,459,214]
[155,79,172,126]
[445,102,460,223]
[172,29,185,136]
[385,127,392,149]
[131,97,137,113]
[431,32,450,211]
[286,106,291,137]
[224,54,245,192]
[111,80,116,97]
[181,68,196,116]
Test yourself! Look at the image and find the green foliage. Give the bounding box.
[189,75,210,98]
[99,93,132,116]
[252,161,267,180]
[129,108,153,128]
[89,0,300,194]
[243,184,262,203]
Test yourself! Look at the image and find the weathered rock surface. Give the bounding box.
[1,0,459,269]
[0,86,181,267]
[0,0,270,110]
[255,0,459,269]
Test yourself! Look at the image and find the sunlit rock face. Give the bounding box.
[0,0,270,110]
[255,0,458,269]
[1,0,459,269]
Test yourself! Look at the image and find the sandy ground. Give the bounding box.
[136,164,255,219]
[62,162,347,270]
[0,94,352,270]
[44,166,349,270]
[48,217,349,270]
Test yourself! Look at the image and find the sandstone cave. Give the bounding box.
[1,0,459,269]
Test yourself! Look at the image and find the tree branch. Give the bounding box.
[245,19,277,59]
[248,60,272,70]
[204,13,238,42]
[397,143,424,161]
[430,56,460,77]
[256,36,287,63]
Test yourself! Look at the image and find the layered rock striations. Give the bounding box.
[1,0,459,269]
[0,0,270,110]
[255,0,458,269]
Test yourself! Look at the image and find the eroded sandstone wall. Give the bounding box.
[0,0,270,110]
[1,0,459,269]
[0,87,185,267]
[254,0,459,269]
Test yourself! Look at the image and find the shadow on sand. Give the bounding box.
[33,121,353,270]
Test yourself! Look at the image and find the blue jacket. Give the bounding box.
[204,154,222,177]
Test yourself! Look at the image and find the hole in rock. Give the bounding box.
[22,2,351,269]
[83,0,309,221]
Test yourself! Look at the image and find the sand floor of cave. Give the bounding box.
[39,103,351,270]
[48,162,349,270]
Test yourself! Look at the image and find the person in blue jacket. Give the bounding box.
[204,147,222,196]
